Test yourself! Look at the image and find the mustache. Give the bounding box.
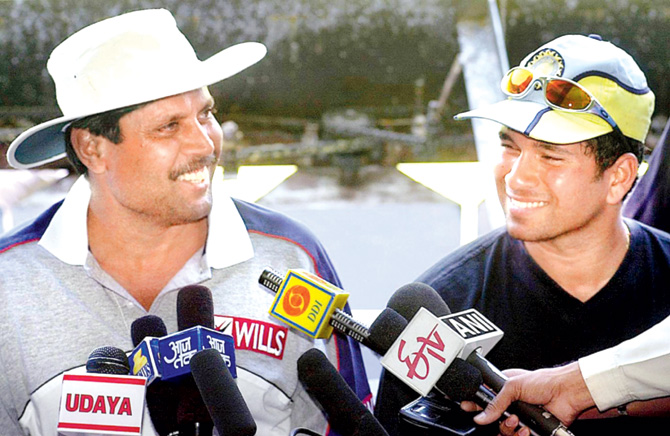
[169,155,218,181]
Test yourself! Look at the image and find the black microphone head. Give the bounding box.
[130,314,168,347]
[435,358,483,402]
[386,282,451,320]
[131,315,178,436]
[177,284,214,330]
[367,307,408,354]
[86,346,130,375]
[298,348,389,436]
[190,348,257,436]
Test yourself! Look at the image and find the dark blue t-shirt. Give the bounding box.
[377,219,670,436]
[417,219,670,371]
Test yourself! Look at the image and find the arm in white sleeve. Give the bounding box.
[578,315,670,411]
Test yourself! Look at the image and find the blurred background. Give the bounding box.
[1,0,669,394]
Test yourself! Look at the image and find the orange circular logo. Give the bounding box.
[283,285,310,316]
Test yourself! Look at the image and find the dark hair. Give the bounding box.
[584,131,644,175]
[584,131,645,198]
[64,102,147,174]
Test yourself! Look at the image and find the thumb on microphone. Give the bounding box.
[470,363,590,428]
[470,371,527,425]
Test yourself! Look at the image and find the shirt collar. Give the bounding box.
[39,174,254,268]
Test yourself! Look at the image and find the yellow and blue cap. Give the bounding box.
[455,34,655,144]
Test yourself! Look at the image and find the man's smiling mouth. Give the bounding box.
[177,166,210,184]
[508,197,548,209]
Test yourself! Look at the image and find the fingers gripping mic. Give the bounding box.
[387,284,575,436]
[190,348,257,436]
[297,348,390,436]
[464,353,575,436]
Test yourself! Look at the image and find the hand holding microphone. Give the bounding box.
[386,283,576,436]
[464,363,592,431]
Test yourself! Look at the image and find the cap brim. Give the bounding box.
[7,41,267,169]
[7,117,75,168]
[455,99,613,144]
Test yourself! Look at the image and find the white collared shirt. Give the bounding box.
[37,174,254,303]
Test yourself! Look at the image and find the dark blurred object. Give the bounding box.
[624,117,670,234]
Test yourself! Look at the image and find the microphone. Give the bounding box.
[262,273,485,401]
[388,283,504,358]
[129,315,165,383]
[297,348,390,436]
[175,285,217,436]
[190,348,257,436]
[260,274,487,430]
[160,285,237,381]
[290,429,322,436]
[57,346,147,435]
[261,267,408,355]
[259,268,370,343]
[387,284,575,436]
[86,346,131,375]
[178,284,215,330]
[130,315,178,436]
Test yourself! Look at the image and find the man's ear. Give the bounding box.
[607,153,639,204]
[69,128,107,174]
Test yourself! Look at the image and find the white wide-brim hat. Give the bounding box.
[7,8,267,169]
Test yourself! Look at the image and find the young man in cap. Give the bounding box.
[0,9,370,435]
[376,34,670,435]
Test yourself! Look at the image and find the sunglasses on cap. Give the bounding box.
[501,67,624,139]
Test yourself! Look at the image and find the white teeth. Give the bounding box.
[177,166,209,183]
[509,198,547,209]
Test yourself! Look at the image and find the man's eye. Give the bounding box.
[160,122,178,131]
[542,154,562,162]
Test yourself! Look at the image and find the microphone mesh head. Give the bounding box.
[297,348,375,435]
[387,282,451,320]
[130,314,168,347]
[367,308,408,354]
[177,284,214,330]
[436,358,483,402]
[86,346,130,375]
[190,348,257,436]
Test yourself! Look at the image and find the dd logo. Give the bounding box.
[283,285,311,316]
[283,285,324,322]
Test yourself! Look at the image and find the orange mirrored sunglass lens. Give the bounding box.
[505,69,533,94]
[545,80,591,110]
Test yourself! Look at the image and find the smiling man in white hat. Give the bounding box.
[374,34,670,436]
[0,9,370,435]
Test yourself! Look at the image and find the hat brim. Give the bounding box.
[7,41,267,169]
[455,99,613,145]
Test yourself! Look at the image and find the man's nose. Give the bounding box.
[504,152,540,190]
[183,119,216,156]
